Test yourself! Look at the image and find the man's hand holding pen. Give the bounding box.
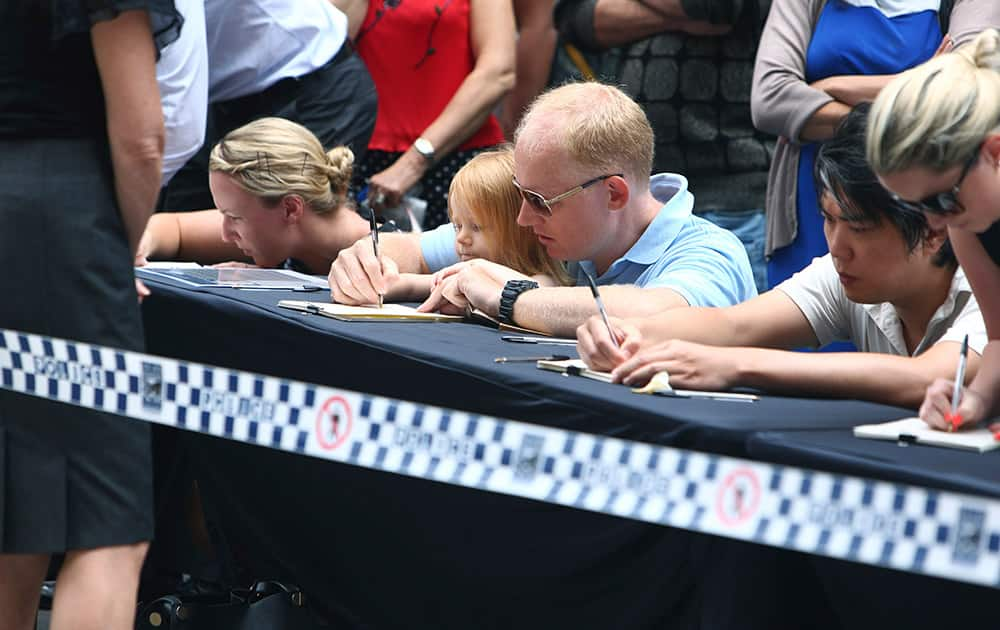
[576,315,641,371]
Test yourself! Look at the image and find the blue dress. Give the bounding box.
[767,0,942,288]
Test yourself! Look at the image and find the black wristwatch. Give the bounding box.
[498,280,539,325]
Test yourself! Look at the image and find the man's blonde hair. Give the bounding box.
[449,148,570,284]
[868,29,1000,174]
[209,117,353,214]
[514,82,654,185]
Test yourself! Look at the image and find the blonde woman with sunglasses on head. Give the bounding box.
[868,28,1000,432]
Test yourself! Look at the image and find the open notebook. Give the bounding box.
[279,300,551,334]
[854,417,1000,453]
[536,359,758,402]
[278,300,464,322]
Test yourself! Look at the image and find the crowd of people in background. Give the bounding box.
[4,1,1000,629]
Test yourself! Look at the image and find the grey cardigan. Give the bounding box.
[750,0,993,257]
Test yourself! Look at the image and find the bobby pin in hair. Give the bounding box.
[256,151,273,176]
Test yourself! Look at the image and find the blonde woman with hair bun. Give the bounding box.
[137,117,383,274]
[868,28,1000,434]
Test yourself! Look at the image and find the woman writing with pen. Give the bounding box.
[137,117,396,275]
[867,28,1000,431]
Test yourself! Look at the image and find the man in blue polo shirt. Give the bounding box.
[329,82,755,337]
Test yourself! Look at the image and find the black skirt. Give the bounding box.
[0,136,152,552]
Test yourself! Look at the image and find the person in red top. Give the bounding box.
[347,0,516,229]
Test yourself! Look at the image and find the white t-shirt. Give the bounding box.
[776,254,989,356]
[777,254,987,356]
[205,0,348,102]
[157,0,208,184]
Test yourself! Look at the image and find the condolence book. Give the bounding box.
[853,417,1000,453]
[279,300,551,334]
[138,266,327,290]
[278,300,464,322]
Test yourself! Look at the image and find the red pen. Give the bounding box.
[944,411,961,433]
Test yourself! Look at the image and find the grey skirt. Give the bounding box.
[0,136,152,552]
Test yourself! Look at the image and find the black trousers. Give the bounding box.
[160,44,378,212]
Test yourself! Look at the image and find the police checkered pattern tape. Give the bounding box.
[1,328,998,588]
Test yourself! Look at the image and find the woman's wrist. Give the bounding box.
[396,147,431,183]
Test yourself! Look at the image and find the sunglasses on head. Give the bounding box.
[512,173,623,217]
[891,148,980,216]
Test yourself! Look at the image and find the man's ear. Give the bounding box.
[281,194,306,224]
[606,175,630,211]
[924,224,949,255]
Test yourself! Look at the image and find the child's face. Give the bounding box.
[451,201,492,261]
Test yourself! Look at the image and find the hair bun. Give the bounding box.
[968,28,1000,73]
[324,146,355,194]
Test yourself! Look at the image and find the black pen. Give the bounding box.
[580,268,618,348]
[368,209,383,309]
[501,335,577,346]
[494,354,571,363]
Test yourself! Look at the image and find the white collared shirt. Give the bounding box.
[157,0,208,184]
[777,254,987,356]
[204,0,348,102]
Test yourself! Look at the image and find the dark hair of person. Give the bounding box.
[814,103,955,268]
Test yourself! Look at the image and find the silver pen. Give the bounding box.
[581,268,619,348]
[947,334,969,431]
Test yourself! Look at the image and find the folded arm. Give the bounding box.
[556,0,732,52]
[751,0,834,143]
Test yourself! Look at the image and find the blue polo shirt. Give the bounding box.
[420,173,756,307]
[574,173,756,306]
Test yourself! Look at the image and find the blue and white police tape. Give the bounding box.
[1,328,999,588]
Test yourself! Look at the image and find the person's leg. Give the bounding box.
[0,553,49,630]
[49,542,149,630]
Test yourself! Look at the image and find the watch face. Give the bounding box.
[414,138,435,159]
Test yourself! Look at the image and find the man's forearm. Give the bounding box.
[737,348,953,408]
[593,0,729,48]
[514,285,688,337]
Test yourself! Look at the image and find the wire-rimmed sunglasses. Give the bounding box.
[891,147,980,216]
[512,173,623,217]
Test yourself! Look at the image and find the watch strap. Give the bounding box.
[498,280,539,325]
